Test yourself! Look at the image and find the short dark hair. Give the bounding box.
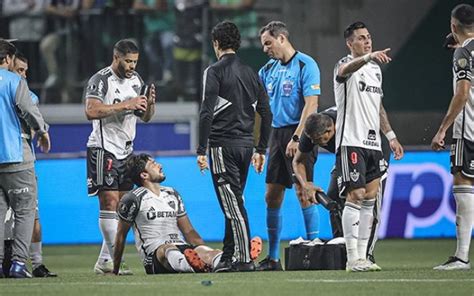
[259,21,289,39]
[344,21,368,39]
[211,21,241,51]
[0,39,17,64]
[304,113,333,139]
[14,51,27,64]
[113,39,139,56]
[451,4,474,32]
[126,153,152,186]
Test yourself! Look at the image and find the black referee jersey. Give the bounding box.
[197,53,272,155]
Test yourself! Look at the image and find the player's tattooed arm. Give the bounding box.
[85,97,147,120]
[379,103,393,135]
[338,48,391,78]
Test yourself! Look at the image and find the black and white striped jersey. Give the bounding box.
[84,66,144,159]
[197,53,272,155]
[334,55,383,152]
[452,38,474,141]
[117,186,187,265]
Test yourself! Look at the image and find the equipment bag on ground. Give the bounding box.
[284,243,347,270]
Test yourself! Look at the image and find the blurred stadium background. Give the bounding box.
[1,0,472,257]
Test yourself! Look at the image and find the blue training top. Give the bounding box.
[259,51,321,128]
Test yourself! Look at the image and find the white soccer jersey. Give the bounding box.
[84,67,143,159]
[452,38,474,142]
[334,55,383,151]
[117,186,187,265]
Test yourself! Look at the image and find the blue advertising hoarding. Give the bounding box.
[34,151,469,244]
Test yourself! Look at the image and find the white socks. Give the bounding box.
[453,186,474,262]
[358,199,375,259]
[29,242,42,269]
[342,202,361,262]
[98,210,118,262]
[98,241,112,262]
[165,249,194,272]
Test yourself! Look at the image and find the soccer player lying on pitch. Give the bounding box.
[113,154,262,274]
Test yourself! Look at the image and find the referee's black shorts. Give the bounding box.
[266,125,317,188]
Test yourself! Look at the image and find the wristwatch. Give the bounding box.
[292,134,300,142]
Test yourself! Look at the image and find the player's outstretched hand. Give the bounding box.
[431,131,446,151]
[197,155,209,173]
[370,48,392,64]
[37,132,51,153]
[251,153,265,174]
[390,138,404,160]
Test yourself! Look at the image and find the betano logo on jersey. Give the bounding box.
[146,206,177,220]
[358,81,383,95]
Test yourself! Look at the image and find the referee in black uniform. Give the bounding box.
[197,21,272,272]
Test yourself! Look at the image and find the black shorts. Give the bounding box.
[266,126,317,188]
[450,138,474,178]
[86,147,134,196]
[144,244,194,274]
[336,146,385,196]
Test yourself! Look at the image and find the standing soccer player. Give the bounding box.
[197,21,272,272]
[257,21,321,271]
[84,39,156,275]
[334,22,403,272]
[431,3,473,271]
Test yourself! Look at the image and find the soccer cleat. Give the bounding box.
[213,258,233,273]
[118,262,133,275]
[433,256,471,271]
[231,261,256,272]
[256,256,283,271]
[94,259,113,274]
[250,237,263,261]
[9,261,32,278]
[184,249,209,272]
[32,264,58,277]
[345,259,373,272]
[368,262,382,271]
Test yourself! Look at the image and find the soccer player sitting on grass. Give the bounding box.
[113,154,262,274]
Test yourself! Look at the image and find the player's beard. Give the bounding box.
[153,174,166,183]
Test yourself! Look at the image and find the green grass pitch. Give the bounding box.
[1,239,473,296]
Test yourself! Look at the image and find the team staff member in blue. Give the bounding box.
[257,21,321,271]
[0,39,50,278]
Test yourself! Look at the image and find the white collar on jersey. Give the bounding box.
[462,37,474,47]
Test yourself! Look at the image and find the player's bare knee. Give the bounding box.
[265,184,285,207]
[99,192,120,210]
[156,244,177,265]
[346,188,365,205]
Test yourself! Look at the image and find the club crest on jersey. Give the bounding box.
[350,170,360,182]
[375,73,381,82]
[282,80,294,97]
[168,200,176,210]
[119,203,128,214]
[457,58,468,68]
[105,174,114,186]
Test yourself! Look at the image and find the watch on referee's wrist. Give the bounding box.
[292,134,300,142]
